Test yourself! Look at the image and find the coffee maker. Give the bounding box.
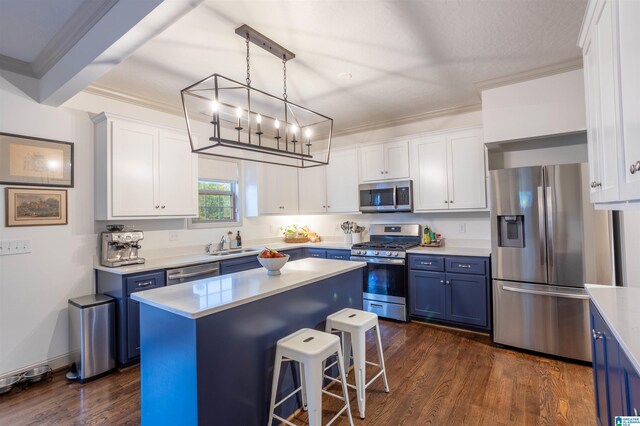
[100,225,145,267]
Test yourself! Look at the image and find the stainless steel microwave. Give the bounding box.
[359,180,413,213]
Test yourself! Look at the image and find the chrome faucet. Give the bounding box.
[218,235,226,251]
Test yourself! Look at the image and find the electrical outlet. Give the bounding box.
[169,231,179,241]
[0,239,32,255]
[459,223,467,233]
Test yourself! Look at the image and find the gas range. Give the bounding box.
[351,224,421,322]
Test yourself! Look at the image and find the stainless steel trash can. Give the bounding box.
[68,294,116,383]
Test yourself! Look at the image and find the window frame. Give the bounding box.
[188,178,242,229]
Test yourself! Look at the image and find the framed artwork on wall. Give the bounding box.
[0,133,74,187]
[5,187,68,227]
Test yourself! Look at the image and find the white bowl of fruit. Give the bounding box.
[257,248,290,275]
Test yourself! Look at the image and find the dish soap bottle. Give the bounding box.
[236,231,242,247]
[423,226,431,244]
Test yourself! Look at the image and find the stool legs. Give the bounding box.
[375,324,390,393]
[336,347,355,426]
[267,350,283,426]
[303,361,323,426]
[342,332,352,373]
[299,363,308,410]
[351,330,367,419]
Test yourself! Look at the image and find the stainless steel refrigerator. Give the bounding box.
[490,163,614,362]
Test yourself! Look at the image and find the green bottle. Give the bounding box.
[423,226,431,244]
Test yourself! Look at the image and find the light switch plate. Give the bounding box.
[169,231,179,241]
[0,239,32,255]
[459,223,467,233]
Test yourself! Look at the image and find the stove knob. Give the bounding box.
[373,251,379,255]
[394,252,399,257]
[359,250,365,255]
[386,251,392,256]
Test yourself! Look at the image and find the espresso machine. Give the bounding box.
[100,225,145,267]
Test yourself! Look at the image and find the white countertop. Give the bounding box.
[131,258,366,319]
[586,284,640,373]
[406,246,491,257]
[95,241,354,275]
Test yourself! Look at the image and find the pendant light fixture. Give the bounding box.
[181,25,333,168]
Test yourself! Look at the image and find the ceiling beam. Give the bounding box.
[0,0,204,107]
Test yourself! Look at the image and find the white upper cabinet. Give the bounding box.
[298,166,327,214]
[93,113,198,220]
[359,140,409,182]
[326,148,359,213]
[617,0,640,201]
[244,163,299,215]
[580,0,640,207]
[410,127,486,211]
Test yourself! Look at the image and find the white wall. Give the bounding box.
[621,211,640,288]
[0,79,95,376]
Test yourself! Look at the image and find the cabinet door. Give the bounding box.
[583,35,604,203]
[298,166,327,214]
[446,273,487,327]
[447,130,486,209]
[111,120,156,216]
[326,148,359,213]
[593,0,621,202]
[618,0,640,201]
[157,130,197,216]
[306,248,327,258]
[621,349,640,417]
[359,145,385,182]
[127,298,141,360]
[384,140,409,180]
[260,164,299,214]
[410,135,449,210]
[408,270,446,320]
[326,250,350,260]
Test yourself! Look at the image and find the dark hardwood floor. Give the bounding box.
[0,321,595,426]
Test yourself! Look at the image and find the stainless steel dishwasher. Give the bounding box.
[166,262,220,285]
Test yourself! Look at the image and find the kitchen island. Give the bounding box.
[132,258,365,426]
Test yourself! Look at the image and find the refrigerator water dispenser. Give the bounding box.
[498,215,524,248]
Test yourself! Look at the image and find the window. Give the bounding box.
[192,179,239,225]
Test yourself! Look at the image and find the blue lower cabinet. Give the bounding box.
[408,254,490,331]
[220,256,262,274]
[446,273,488,327]
[622,349,640,417]
[97,269,165,367]
[281,248,304,261]
[306,248,327,258]
[590,302,626,426]
[408,270,446,320]
[326,249,350,260]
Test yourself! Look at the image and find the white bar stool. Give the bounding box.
[267,328,354,426]
[324,308,389,419]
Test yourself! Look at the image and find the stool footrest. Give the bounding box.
[323,360,338,372]
[326,405,349,426]
[274,385,303,409]
[365,369,384,388]
[272,413,298,426]
[322,389,346,401]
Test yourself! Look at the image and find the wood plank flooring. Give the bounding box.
[0,321,595,425]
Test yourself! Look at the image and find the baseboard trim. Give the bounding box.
[1,353,71,378]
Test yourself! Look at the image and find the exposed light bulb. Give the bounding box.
[274,119,280,129]
[256,114,262,124]
[291,124,298,135]
[235,107,243,118]
[211,100,219,112]
[305,129,311,138]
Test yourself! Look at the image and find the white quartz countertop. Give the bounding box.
[406,246,491,257]
[95,241,354,275]
[131,258,366,319]
[586,284,640,373]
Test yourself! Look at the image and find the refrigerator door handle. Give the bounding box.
[537,185,546,269]
[546,185,555,283]
[501,285,590,300]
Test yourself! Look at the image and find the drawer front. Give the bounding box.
[125,271,165,295]
[281,248,304,261]
[445,257,486,275]
[409,255,444,272]
[326,249,350,260]
[306,248,327,258]
[220,258,261,274]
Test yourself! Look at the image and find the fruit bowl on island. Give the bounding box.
[257,248,290,275]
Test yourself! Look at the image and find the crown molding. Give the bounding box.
[0,55,35,78]
[332,103,482,137]
[83,84,184,116]
[474,57,583,93]
[31,0,119,78]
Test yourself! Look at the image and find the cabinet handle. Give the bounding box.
[458,264,471,269]
[155,205,159,209]
[380,171,384,174]
[590,181,602,189]
[631,161,640,174]
[445,280,450,285]
[444,200,448,203]
[440,280,444,284]
[449,200,454,204]
[634,408,638,416]
[327,205,331,208]
[137,280,154,288]
[420,261,433,265]
[592,329,603,340]
[161,205,166,209]
[370,303,384,308]
[385,171,388,174]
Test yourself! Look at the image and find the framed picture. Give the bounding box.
[5,187,68,227]
[0,133,74,187]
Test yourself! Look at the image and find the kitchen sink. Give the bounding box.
[208,248,261,256]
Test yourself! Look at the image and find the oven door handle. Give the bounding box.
[350,256,405,265]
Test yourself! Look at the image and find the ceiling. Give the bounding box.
[0,0,588,132]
